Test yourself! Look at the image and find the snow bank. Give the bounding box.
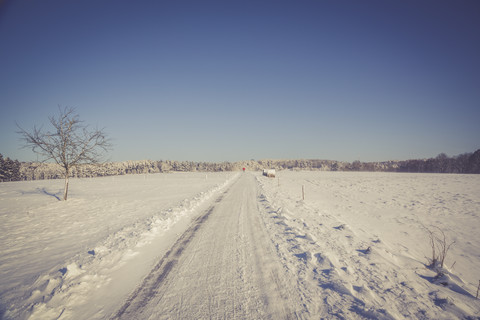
[0,172,239,319]
[257,171,480,319]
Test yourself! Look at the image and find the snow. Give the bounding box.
[0,172,238,319]
[1,171,480,319]
[111,174,305,319]
[257,171,480,319]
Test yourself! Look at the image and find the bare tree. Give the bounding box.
[17,106,111,200]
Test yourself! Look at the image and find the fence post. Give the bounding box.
[476,280,480,299]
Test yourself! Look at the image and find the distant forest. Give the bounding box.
[1,149,479,182]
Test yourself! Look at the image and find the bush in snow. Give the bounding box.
[425,226,455,272]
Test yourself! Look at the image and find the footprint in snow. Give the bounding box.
[357,247,372,255]
[295,251,312,262]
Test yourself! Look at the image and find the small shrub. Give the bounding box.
[425,226,455,271]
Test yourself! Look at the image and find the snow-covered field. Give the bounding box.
[0,172,238,319]
[257,171,480,319]
[1,171,479,319]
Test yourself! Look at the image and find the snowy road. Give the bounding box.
[112,174,303,319]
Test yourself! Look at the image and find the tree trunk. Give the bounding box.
[63,169,70,201]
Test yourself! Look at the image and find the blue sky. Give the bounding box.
[1,0,479,162]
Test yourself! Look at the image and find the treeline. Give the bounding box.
[0,154,21,181]
[389,151,479,174]
[249,149,480,174]
[1,149,479,182]
[13,160,247,181]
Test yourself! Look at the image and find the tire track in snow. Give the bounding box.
[111,192,225,319]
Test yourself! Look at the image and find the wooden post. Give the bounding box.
[302,185,305,200]
[476,280,480,299]
[63,174,69,201]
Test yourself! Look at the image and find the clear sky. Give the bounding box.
[1,0,479,163]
